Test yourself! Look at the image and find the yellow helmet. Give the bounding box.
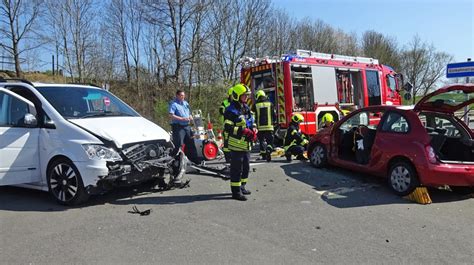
[255,90,266,100]
[321,113,334,123]
[227,87,233,96]
[291,113,304,123]
[231,83,250,101]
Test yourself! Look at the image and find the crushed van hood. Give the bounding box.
[69,117,170,148]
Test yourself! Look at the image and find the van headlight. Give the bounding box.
[82,144,122,161]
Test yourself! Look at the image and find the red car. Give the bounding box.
[308,84,474,196]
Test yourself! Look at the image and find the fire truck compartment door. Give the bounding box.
[311,66,338,104]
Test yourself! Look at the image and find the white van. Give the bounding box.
[0,80,185,205]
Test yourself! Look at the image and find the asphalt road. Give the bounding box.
[1,154,473,264]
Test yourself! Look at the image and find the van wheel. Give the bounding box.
[47,158,89,205]
[310,144,327,168]
[388,161,419,196]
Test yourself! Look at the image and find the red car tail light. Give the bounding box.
[425,145,437,164]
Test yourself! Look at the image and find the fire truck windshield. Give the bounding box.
[387,75,397,91]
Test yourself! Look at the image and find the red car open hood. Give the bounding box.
[414,84,474,113]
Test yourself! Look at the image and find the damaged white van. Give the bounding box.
[0,80,185,205]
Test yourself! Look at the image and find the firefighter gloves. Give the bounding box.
[242,128,257,142]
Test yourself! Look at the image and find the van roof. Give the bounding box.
[33,82,102,89]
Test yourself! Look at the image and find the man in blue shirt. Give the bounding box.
[169,90,200,166]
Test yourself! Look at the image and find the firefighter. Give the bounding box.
[320,112,335,129]
[254,90,276,162]
[219,87,233,163]
[284,113,309,162]
[224,83,257,201]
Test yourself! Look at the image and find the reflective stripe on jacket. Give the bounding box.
[283,122,307,151]
[224,101,254,151]
[255,100,274,131]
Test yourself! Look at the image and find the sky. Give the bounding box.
[272,0,474,63]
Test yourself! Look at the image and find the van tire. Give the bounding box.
[47,158,89,205]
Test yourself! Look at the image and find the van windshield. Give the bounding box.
[36,86,139,119]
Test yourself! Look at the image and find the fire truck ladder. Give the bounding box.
[294,49,380,64]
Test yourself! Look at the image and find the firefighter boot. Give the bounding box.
[285,152,292,162]
[296,154,308,161]
[241,184,251,195]
[266,153,272,162]
[231,186,247,201]
[266,145,273,162]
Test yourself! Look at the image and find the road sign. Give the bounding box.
[446,61,474,78]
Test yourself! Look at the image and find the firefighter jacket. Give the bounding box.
[283,121,308,151]
[219,98,231,123]
[224,101,255,151]
[254,97,275,132]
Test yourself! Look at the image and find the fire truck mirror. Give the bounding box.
[404,92,412,101]
[402,82,413,92]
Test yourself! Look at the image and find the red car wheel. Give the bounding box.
[388,161,419,196]
[310,143,327,168]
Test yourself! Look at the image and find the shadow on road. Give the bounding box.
[280,161,471,208]
[0,180,232,212]
[0,186,68,212]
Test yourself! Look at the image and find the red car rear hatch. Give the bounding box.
[414,84,474,114]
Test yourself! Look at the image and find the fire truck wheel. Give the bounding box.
[310,143,327,168]
[203,141,219,160]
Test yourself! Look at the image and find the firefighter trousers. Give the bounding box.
[257,130,274,157]
[230,151,250,194]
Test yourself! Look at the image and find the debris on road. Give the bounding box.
[128,205,151,216]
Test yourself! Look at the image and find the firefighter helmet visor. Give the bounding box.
[231,84,250,101]
[291,113,304,123]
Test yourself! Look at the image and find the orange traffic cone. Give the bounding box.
[216,129,223,147]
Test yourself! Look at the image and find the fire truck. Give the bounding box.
[240,49,404,137]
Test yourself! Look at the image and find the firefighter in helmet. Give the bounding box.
[224,83,257,201]
[320,112,335,129]
[283,113,309,162]
[219,87,233,162]
[254,90,276,162]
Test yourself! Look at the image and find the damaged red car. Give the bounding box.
[308,84,474,196]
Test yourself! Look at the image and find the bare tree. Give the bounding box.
[43,0,97,82]
[361,31,400,70]
[293,18,338,54]
[263,9,295,57]
[0,0,41,77]
[207,0,270,81]
[143,0,204,85]
[107,0,132,82]
[334,30,359,55]
[400,35,453,104]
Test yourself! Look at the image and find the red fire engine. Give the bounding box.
[240,49,404,137]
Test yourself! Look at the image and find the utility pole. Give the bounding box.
[464,58,471,124]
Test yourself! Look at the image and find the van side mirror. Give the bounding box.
[43,119,56,129]
[23,113,37,127]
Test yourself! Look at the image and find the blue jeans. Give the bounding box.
[171,124,199,163]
